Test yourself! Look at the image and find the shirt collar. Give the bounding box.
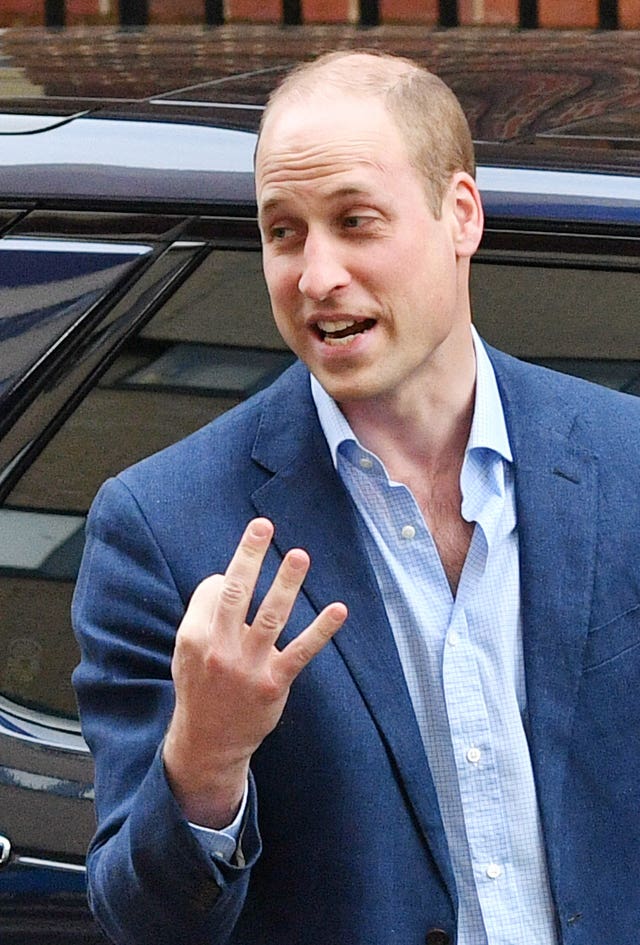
[310,326,513,469]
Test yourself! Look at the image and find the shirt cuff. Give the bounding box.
[188,781,249,863]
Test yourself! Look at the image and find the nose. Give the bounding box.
[297,230,351,301]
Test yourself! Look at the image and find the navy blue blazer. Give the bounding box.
[73,347,640,945]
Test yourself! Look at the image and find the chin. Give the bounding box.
[317,376,382,405]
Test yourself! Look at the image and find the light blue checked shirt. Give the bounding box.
[310,330,558,945]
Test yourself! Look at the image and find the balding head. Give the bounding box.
[258,50,475,218]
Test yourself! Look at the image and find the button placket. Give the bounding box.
[443,607,511,908]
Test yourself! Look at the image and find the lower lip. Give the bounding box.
[313,325,375,358]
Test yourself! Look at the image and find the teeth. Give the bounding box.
[325,334,357,346]
[317,319,355,333]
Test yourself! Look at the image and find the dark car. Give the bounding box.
[0,24,639,943]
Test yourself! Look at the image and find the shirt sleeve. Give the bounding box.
[189,780,249,863]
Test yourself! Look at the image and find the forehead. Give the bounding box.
[255,94,414,203]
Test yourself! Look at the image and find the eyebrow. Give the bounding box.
[259,185,374,219]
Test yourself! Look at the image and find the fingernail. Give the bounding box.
[288,550,308,571]
[329,603,348,623]
[250,519,271,539]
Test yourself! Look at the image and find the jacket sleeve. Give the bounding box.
[72,476,261,945]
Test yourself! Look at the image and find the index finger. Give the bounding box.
[211,518,275,633]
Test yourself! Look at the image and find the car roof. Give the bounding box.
[1,26,640,221]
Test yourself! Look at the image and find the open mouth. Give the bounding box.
[316,318,376,346]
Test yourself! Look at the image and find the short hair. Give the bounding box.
[258,50,475,218]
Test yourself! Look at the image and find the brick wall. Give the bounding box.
[1,0,640,27]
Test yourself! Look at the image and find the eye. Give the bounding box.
[340,212,383,234]
[270,225,294,241]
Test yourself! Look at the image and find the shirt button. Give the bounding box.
[486,863,503,880]
[447,631,459,646]
[359,456,373,470]
[466,747,481,764]
[401,524,416,540]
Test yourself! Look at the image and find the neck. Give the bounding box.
[339,330,476,482]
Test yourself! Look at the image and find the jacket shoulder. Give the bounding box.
[487,345,640,452]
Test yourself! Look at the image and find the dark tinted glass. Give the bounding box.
[0,238,151,400]
[471,246,640,388]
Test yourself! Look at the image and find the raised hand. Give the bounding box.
[163,518,347,827]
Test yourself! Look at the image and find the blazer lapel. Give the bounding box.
[490,349,599,850]
[249,363,456,898]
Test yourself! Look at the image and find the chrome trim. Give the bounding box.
[0,695,87,751]
[0,695,82,734]
[0,764,94,800]
[1,237,153,254]
[478,165,640,202]
[0,835,11,868]
[150,100,263,111]
[13,854,86,874]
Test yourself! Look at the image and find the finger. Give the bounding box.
[211,518,274,636]
[172,574,225,681]
[245,548,310,657]
[273,602,348,687]
[182,573,225,637]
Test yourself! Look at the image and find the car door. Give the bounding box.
[0,212,213,942]
[0,207,296,941]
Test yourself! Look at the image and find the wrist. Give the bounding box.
[162,728,250,828]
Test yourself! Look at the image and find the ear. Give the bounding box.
[450,172,484,259]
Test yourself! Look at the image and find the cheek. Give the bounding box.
[263,258,300,312]
[366,239,425,288]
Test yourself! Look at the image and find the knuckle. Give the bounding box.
[219,576,250,607]
[171,634,201,680]
[256,676,283,704]
[175,617,203,653]
[256,606,281,634]
[290,641,313,670]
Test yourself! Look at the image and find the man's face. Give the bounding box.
[256,93,478,408]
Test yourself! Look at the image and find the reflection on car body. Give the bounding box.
[0,24,639,944]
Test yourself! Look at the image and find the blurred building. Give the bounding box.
[2,0,640,29]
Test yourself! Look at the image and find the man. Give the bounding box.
[72,51,640,945]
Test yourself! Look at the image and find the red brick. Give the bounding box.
[0,0,42,26]
[380,0,438,24]
[459,0,518,25]
[620,0,640,27]
[65,0,114,25]
[2,0,640,29]
[302,0,355,22]
[226,0,282,21]
[538,0,598,28]
[148,0,204,23]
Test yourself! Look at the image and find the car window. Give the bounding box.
[472,231,640,394]
[0,237,152,402]
[0,247,288,724]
